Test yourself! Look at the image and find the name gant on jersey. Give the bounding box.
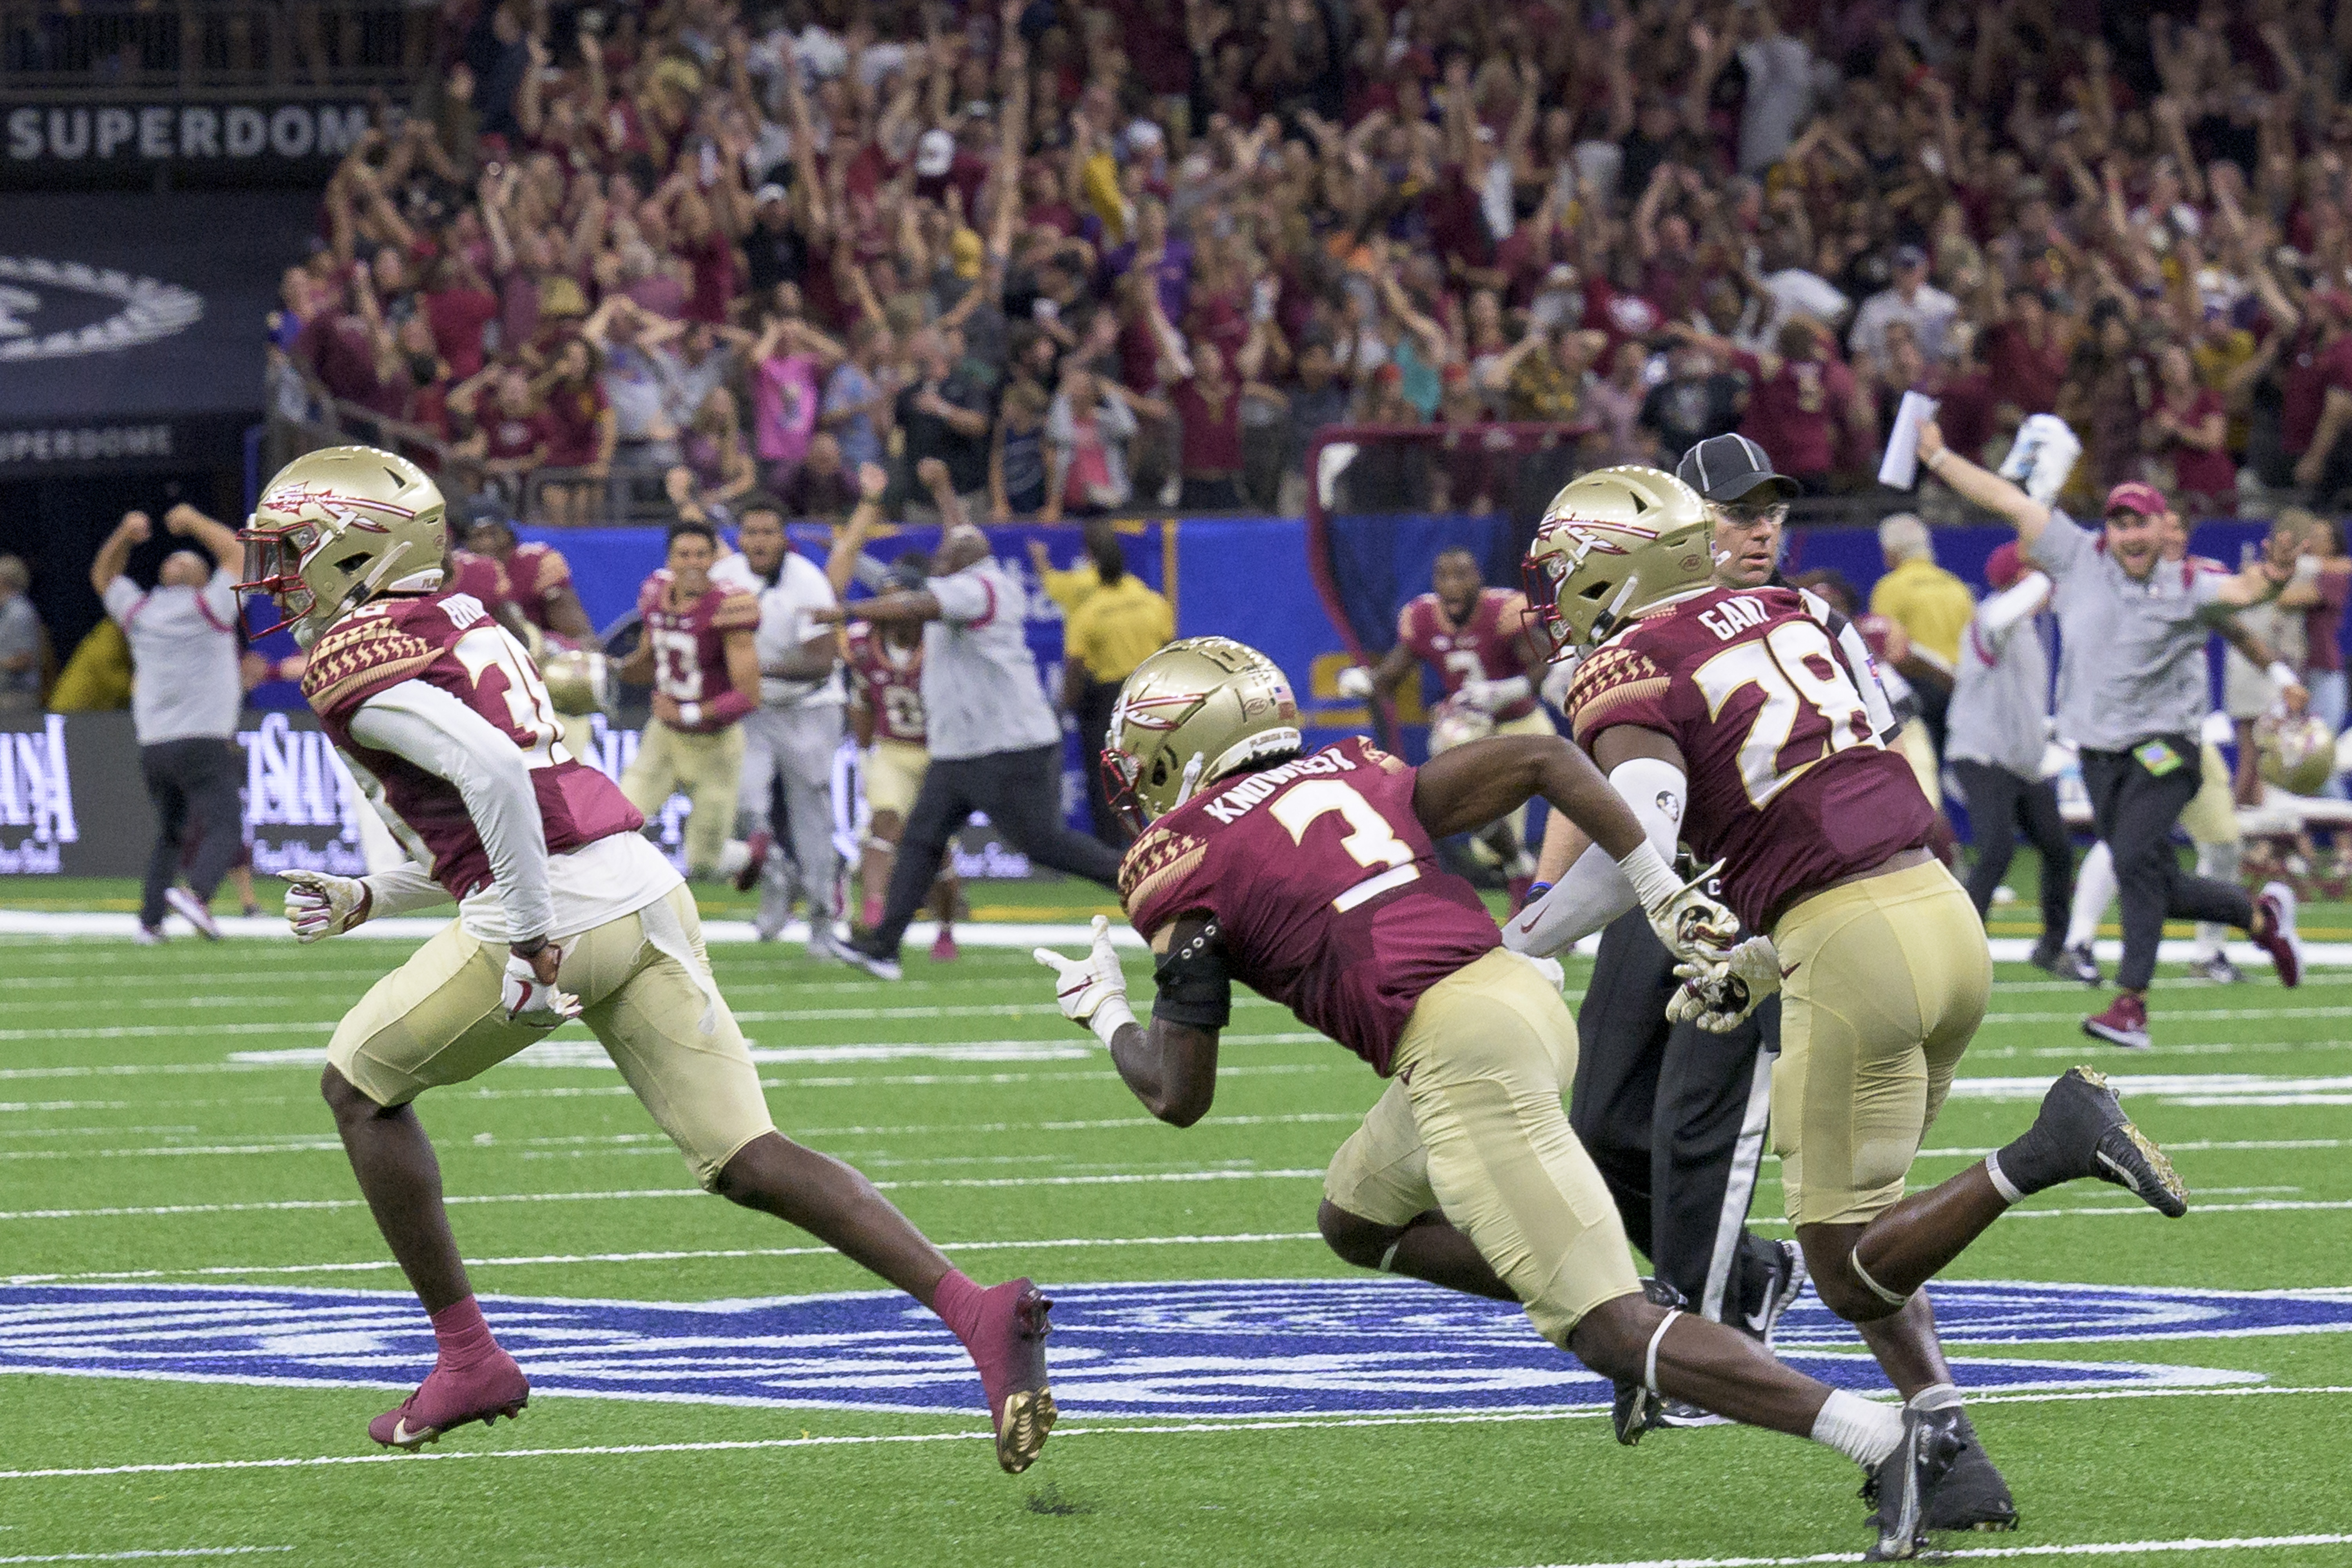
[1200,747,1359,825]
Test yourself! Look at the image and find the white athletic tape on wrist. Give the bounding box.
[1087,994,1136,1049]
[1849,1248,1911,1308]
[1643,1307,1682,1397]
[1983,1150,2025,1205]
[1617,840,1684,915]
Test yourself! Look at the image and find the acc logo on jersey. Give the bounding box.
[2,1279,2337,1419]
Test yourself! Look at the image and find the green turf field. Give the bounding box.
[1,886,2349,1567]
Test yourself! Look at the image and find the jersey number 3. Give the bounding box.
[1691,619,1873,809]
[1271,780,1422,913]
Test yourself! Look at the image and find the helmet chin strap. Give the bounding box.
[1171,751,1207,809]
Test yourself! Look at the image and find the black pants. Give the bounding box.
[2081,738,2253,992]
[1952,759,2074,942]
[870,742,1123,955]
[1073,675,1131,851]
[1572,911,1784,1323]
[139,737,243,930]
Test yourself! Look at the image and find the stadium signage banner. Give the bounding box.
[0,715,77,875]
[0,98,375,187]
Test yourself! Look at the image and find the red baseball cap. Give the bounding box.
[2104,481,2169,518]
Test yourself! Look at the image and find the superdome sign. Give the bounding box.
[3,1278,2341,1419]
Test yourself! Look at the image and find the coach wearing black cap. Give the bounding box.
[1525,434,1810,1374]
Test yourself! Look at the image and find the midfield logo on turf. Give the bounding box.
[2,1279,2342,1418]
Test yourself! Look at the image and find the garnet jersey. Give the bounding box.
[1120,736,1501,1075]
[303,592,644,903]
[1396,588,1537,720]
[444,550,513,620]
[845,623,927,744]
[636,573,760,732]
[1565,585,1935,933]
[505,541,575,634]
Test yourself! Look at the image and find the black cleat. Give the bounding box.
[1739,1239,1808,1353]
[1609,1278,1686,1446]
[1864,1401,1967,1560]
[2054,944,2102,985]
[1926,1413,2018,1533]
[2032,1066,2189,1217]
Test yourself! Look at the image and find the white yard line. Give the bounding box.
[1,1386,2346,1484]
[4,1229,1329,1285]
[0,1553,293,1565]
[1521,1535,2352,1567]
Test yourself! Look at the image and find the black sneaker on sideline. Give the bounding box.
[1739,1239,1808,1353]
[839,935,904,982]
[2056,944,2102,985]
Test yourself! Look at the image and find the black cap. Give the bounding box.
[457,495,514,532]
[1676,434,1800,504]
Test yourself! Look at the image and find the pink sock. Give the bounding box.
[933,1269,983,1344]
[428,1296,498,1367]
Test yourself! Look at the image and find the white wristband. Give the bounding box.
[2268,661,2302,691]
[1088,994,1137,1049]
[679,701,702,727]
[1617,838,1684,914]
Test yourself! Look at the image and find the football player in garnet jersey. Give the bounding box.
[1334,549,1550,903]
[1040,637,1971,1562]
[239,447,1056,1474]
[1506,467,2191,1552]
[614,521,763,879]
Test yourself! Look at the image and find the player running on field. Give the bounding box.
[1336,548,1550,904]
[238,446,1054,1472]
[1504,467,2191,1550]
[843,561,964,959]
[615,521,762,879]
[1042,635,1975,1561]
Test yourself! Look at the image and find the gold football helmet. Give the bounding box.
[1523,466,1715,655]
[1103,636,1301,826]
[541,645,613,717]
[240,446,448,644]
[2256,711,2336,796]
[1425,693,1497,756]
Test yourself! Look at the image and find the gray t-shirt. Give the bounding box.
[1946,586,2051,777]
[920,557,1060,761]
[0,594,38,706]
[2034,513,2231,753]
[103,569,242,745]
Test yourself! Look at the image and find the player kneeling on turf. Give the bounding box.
[1039,635,1955,1561]
[241,446,1054,1473]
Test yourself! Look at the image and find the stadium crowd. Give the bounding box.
[253,0,2352,531]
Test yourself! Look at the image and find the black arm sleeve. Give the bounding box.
[1151,916,1234,1030]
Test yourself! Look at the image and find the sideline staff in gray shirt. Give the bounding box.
[92,504,247,942]
[820,473,1121,978]
[1944,540,2072,955]
[1916,421,2300,1050]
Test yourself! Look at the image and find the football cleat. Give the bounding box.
[2055,944,2102,985]
[805,924,852,964]
[2031,1066,2188,1218]
[1863,1401,1966,1560]
[134,926,165,946]
[1609,1278,1688,1445]
[1654,1398,1731,1428]
[840,936,903,982]
[931,928,959,963]
[1926,1414,2019,1533]
[2081,992,2150,1051]
[2186,953,2243,985]
[2253,881,2303,987]
[367,1351,530,1450]
[960,1278,1057,1474]
[728,831,771,894]
[1741,1239,1808,1353]
[165,887,221,941]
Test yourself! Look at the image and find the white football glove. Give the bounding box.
[502,946,582,1028]
[1033,914,1138,1047]
[1334,665,1375,700]
[1459,676,1502,712]
[281,870,370,943]
[1641,862,1740,968]
[1668,935,1786,1033]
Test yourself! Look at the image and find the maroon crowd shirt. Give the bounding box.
[304,591,643,904]
[1565,586,1935,933]
[1396,587,1539,720]
[1119,736,1502,1075]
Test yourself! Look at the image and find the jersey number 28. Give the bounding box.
[1690,619,1874,809]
